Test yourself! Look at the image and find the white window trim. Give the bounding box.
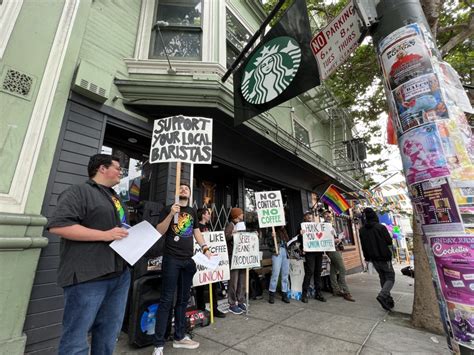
[0,0,24,60]
[0,0,80,213]
[292,116,312,147]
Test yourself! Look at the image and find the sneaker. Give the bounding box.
[173,335,199,349]
[238,303,247,312]
[152,347,164,355]
[228,304,243,314]
[376,295,392,311]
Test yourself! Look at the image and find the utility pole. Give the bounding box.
[371,1,474,353]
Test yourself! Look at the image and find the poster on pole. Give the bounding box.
[399,123,450,185]
[310,0,363,80]
[436,61,473,114]
[446,301,474,350]
[409,177,464,235]
[192,231,230,287]
[378,23,434,90]
[301,222,336,252]
[149,115,213,164]
[231,232,260,270]
[254,190,286,228]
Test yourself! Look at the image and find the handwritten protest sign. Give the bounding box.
[231,232,260,269]
[254,190,285,228]
[301,222,336,252]
[150,115,213,164]
[192,231,230,287]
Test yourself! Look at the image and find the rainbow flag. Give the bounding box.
[320,185,350,215]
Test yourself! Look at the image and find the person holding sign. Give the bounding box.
[152,183,211,354]
[322,211,355,302]
[194,208,226,318]
[225,207,247,315]
[267,226,291,304]
[300,211,326,303]
[47,154,130,355]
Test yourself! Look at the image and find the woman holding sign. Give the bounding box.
[267,226,290,304]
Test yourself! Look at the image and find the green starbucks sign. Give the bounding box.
[241,36,301,105]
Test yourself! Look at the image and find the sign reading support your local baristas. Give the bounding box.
[254,190,286,228]
[310,0,364,80]
[150,115,213,164]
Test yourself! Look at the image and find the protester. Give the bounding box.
[322,210,355,302]
[47,154,130,355]
[194,208,226,318]
[359,207,395,310]
[300,211,326,303]
[224,207,247,314]
[152,183,212,355]
[268,226,290,304]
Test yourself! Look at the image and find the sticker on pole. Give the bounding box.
[254,190,286,228]
[310,0,364,80]
[150,115,213,164]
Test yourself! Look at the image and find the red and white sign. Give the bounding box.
[310,0,363,80]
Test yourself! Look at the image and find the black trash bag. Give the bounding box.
[401,265,414,278]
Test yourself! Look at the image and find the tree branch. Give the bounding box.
[440,14,474,56]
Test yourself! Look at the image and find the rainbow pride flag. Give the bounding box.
[320,185,350,215]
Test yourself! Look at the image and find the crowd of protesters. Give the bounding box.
[48,154,395,355]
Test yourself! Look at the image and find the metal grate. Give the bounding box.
[2,69,33,98]
[192,201,232,232]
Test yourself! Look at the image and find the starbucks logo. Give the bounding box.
[241,36,301,105]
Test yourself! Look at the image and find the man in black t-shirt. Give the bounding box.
[152,183,211,354]
[47,154,130,355]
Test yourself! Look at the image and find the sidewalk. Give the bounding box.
[114,264,450,354]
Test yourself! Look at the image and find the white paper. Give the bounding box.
[192,253,221,270]
[110,221,161,266]
[235,221,246,231]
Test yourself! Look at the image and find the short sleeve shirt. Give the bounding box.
[159,205,199,258]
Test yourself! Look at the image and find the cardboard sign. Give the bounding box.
[254,190,286,228]
[192,231,230,287]
[231,232,260,269]
[150,115,213,164]
[310,0,363,80]
[301,222,336,252]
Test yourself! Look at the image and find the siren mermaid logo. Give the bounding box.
[241,36,301,104]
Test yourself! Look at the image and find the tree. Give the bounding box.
[263,0,472,334]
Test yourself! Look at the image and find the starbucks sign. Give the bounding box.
[241,37,301,105]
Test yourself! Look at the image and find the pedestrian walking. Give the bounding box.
[268,226,290,304]
[359,207,395,310]
[152,183,212,355]
[47,154,131,355]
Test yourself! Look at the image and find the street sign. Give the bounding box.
[310,0,365,80]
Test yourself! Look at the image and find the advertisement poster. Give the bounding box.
[438,120,473,176]
[378,23,434,90]
[231,232,260,269]
[400,123,450,184]
[149,116,213,164]
[431,236,474,304]
[254,190,286,228]
[393,74,448,133]
[447,301,474,349]
[437,61,473,114]
[409,177,464,234]
[301,222,336,252]
[192,231,230,287]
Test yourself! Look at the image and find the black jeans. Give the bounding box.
[372,260,395,298]
[195,283,219,313]
[153,255,196,347]
[302,252,323,295]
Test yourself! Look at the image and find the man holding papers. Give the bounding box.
[152,183,211,355]
[47,154,130,355]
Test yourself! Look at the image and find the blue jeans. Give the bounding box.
[153,255,196,347]
[269,246,289,293]
[58,269,131,355]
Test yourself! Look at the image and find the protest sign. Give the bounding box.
[409,177,464,235]
[399,123,449,185]
[149,115,213,164]
[231,232,260,269]
[254,190,285,228]
[301,222,336,252]
[378,24,434,90]
[192,231,230,287]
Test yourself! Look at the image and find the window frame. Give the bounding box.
[292,117,312,148]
